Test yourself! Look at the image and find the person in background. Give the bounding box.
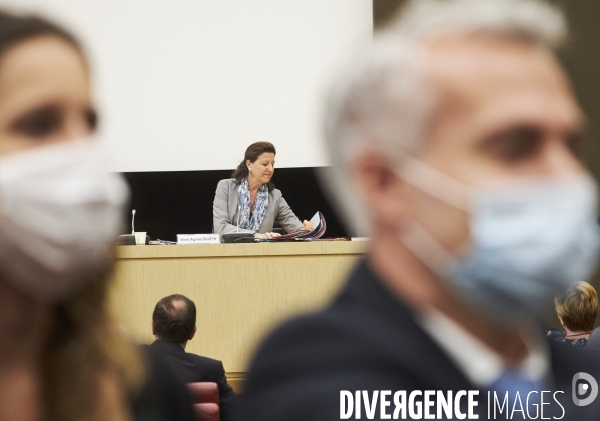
[239,0,600,420]
[148,294,238,421]
[554,281,599,349]
[213,141,311,239]
[0,11,193,421]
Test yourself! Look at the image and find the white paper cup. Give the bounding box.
[135,232,147,245]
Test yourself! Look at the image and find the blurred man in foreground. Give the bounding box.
[240,0,600,420]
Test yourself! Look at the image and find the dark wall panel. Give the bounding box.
[122,168,349,242]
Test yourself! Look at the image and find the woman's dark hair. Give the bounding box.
[232,141,277,191]
[0,11,84,65]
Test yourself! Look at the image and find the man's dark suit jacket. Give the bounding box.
[147,340,238,421]
[239,259,600,421]
[132,346,196,421]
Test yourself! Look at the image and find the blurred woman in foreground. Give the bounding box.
[0,11,141,421]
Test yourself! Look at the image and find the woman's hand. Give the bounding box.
[254,232,282,239]
[303,220,315,231]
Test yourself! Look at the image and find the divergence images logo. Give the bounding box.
[572,372,598,407]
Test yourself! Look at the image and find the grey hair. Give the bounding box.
[321,0,567,234]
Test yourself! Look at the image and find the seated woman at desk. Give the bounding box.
[213,141,308,239]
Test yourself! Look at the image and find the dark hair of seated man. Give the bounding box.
[152,294,197,344]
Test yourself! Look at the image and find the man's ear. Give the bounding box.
[351,152,413,230]
[189,326,197,341]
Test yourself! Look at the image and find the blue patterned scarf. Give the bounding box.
[237,177,269,232]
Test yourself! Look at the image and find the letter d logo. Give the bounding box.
[572,372,598,406]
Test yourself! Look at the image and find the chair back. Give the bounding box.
[187,382,219,421]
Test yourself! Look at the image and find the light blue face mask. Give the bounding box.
[396,157,600,325]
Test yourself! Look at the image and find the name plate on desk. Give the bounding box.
[177,234,220,244]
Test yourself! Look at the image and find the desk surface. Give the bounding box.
[116,240,367,259]
[110,240,367,391]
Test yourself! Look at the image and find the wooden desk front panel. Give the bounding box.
[109,242,365,374]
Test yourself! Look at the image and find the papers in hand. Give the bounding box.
[267,212,326,241]
[307,211,320,232]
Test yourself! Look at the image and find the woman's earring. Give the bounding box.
[248,168,251,174]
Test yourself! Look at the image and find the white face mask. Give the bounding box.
[396,154,600,324]
[0,139,128,302]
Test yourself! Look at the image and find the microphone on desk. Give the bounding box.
[131,209,136,235]
[117,209,139,245]
[221,205,254,243]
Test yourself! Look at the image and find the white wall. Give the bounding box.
[0,0,372,172]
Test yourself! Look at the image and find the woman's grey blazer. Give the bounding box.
[213,178,303,235]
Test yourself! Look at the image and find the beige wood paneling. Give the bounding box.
[109,241,366,374]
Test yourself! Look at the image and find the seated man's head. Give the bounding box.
[152,294,197,346]
[323,0,598,325]
[555,282,599,335]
